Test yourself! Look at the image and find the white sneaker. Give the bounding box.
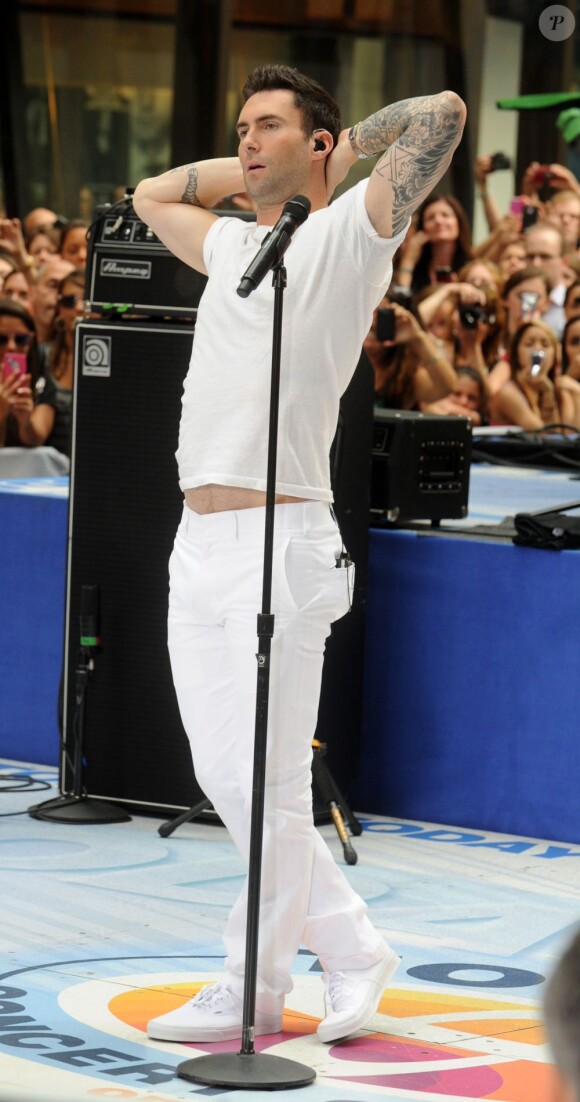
[317,946,400,1044]
[147,982,283,1043]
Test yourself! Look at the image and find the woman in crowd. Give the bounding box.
[422,366,488,425]
[564,280,580,322]
[2,268,35,315]
[0,298,39,448]
[393,194,472,294]
[487,266,551,396]
[418,281,503,381]
[365,297,457,410]
[59,220,88,268]
[25,224,61,270]
[561,316,580,381]
[491,320,580,430]
[457,257,503,292]
[15,269,84,457]
[496,237,527,280]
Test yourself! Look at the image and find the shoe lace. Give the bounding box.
[326,970,347,1009]
[194,983,234,1012]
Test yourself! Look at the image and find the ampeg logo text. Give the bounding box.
[99,258,152,279]
[82,335,112,377]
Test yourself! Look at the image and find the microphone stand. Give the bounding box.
[29,640,131,824]
[177,262,315,1090]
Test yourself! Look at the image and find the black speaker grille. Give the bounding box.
[64,319,203,811]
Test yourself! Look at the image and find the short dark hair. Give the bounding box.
[241,65,341,148]
[544,929,580,1098]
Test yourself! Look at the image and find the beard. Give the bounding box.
[243,154,310,210]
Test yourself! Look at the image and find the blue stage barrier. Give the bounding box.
[3,467,580,844]
[353,527,580,844]
[0,480,67,765]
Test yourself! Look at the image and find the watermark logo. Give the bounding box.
[539,4,576,40]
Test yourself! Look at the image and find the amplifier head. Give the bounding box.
[86,201,255,320]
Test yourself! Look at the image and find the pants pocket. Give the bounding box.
[276,531,353,623]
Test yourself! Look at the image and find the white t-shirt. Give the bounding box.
[176,179,408,501]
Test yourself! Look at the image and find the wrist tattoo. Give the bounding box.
[349,125,374,160]
[172,163,203,207]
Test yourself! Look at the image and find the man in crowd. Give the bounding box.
[525,221,570,337]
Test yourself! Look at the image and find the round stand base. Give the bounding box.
[28,796,131,824]
[177,1052,316,1090]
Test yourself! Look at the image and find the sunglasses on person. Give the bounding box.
[58,292,82,308]
[0,333,33,348]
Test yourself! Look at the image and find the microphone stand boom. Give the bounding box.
[178,209,315,1090]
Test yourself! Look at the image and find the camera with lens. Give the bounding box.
[490,152,511,172]
[458,303,485,330]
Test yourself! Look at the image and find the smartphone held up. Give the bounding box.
[376,306,395,343]
[1,352,28,382]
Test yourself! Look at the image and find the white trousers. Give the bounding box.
[167,500,384,1015]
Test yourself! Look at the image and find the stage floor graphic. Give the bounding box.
[1,759,578,1102]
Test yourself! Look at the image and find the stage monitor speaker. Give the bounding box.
[371,408,472,523]
[62,320,374,814]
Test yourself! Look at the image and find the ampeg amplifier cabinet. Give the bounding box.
[62,318,200,813]
[62,320,374,814]
[86,200,254,318]
[371,408,472,523]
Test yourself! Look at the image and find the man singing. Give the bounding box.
[133,65,466,1046]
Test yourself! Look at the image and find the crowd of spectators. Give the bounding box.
[0,206,87,458]
[0,154,579,460]
[370,156,580,431]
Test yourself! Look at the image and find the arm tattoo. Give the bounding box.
[353,93,466,237]
[170,163,203,207]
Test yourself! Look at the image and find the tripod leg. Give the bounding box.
[311,748,357,865]
[158,797,212,837]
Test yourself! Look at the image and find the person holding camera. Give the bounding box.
[0,298,39,449]
[133,64,466,1046]
[365,297,458,410]
[486,266,550,396]
[14,268,85,458]
[474,152,512,235]
[490,319,580,430]
[417,279,502,383]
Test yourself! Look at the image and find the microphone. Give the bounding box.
[80,585,102,654]
[237,194,311,298]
